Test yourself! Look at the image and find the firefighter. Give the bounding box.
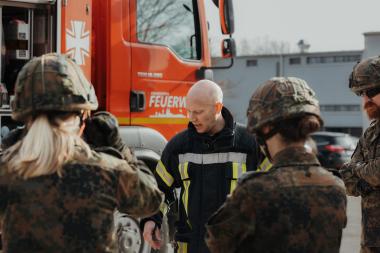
[0,53,163,252]
[205,77,347,253]
[340,56,380,253]
[142,79,265,253]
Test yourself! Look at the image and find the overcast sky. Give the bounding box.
[206,0,380,53]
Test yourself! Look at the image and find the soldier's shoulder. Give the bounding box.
[238,170,267,185]
[70,148,130,171]
[364,121,378,136]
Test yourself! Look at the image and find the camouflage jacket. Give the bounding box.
[0,148,163,253]
[342,119,380,247]
[206,146,347,253]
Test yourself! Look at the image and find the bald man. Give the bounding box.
[141,80,265,253]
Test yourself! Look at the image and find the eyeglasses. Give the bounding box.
[356,87,380,99]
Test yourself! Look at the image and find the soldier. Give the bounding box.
[0,53,163,252]
[142,80,265,253]
[340,56,380,253]
[205,77,347,253]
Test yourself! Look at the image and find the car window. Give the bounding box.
[334,136,355,148]
[311,135,330,146]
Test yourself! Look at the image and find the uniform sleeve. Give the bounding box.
[348,136,380,187]
[355,159,380,187]
[116,159,163,218]
[341,137,371,195]
[205,183,255,253]
[140,141,179,227]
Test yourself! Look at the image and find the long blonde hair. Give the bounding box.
[3,112,92,179]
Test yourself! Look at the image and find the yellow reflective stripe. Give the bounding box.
[177,242,188,253]
[230,163,247,193]
[242,163,247,174]
[156,161,174,187]
[258,158,272,172]
[159,202,168,215]
[178,162,191,227]
[230,162,239,193]
[182,163,191,217]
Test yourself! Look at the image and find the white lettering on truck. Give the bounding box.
[149,93,186,108]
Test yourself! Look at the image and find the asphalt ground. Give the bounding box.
[341,196,361,253]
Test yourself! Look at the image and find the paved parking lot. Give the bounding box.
[341,196,361,253]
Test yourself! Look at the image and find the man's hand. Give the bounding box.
[340,163,355,181]
[143,220,162,250]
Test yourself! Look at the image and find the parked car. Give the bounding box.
[310,131,358,169]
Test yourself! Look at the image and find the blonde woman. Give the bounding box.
[0,53,162,252]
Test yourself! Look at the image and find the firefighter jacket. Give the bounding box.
[342,119,380,248]
[143,107,264,253]
[206,146,347,253]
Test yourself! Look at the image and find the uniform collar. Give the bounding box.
[271,146,320,169]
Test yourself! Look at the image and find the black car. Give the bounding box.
[310,131,358,169]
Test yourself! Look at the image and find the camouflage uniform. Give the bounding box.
[0,148,162,253]
[206,77,347,253]
[0,53,163,253]
[341,56,380,253]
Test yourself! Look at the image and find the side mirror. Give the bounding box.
[221,38,236,58]
[219,0,234,35]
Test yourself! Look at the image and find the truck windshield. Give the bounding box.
[137,0,201,60]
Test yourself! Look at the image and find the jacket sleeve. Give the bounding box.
[116,159,163,218]
[341,137,372,195]
[140,140,179,227]
[205,183,255,253]
[346,134,380,187]
[355,159,380,187]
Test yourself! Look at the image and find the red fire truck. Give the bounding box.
[0,0,234,252]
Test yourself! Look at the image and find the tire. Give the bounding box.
[114,212,146,253]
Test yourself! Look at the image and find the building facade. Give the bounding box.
[214,32,380,136]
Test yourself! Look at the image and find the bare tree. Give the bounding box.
[137,0,198,59]
[137,0,190,43]
[238,36,295,56]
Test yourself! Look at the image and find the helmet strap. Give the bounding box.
[78,111,89,136]
[256,126,279,161]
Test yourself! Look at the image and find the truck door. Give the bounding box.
[60,0,92,80]
[130,0,207,140]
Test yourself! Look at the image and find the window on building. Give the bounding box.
[289,57,301,65]
[246,59,257,67]
[307,55,361,64]
[137,0,201,60]
[334,55,361,63]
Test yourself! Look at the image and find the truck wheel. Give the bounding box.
[115,212,145,253]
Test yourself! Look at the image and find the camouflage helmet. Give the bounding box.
[12,53,98,121]
[349,56,380,95]
[247,77,322,133]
